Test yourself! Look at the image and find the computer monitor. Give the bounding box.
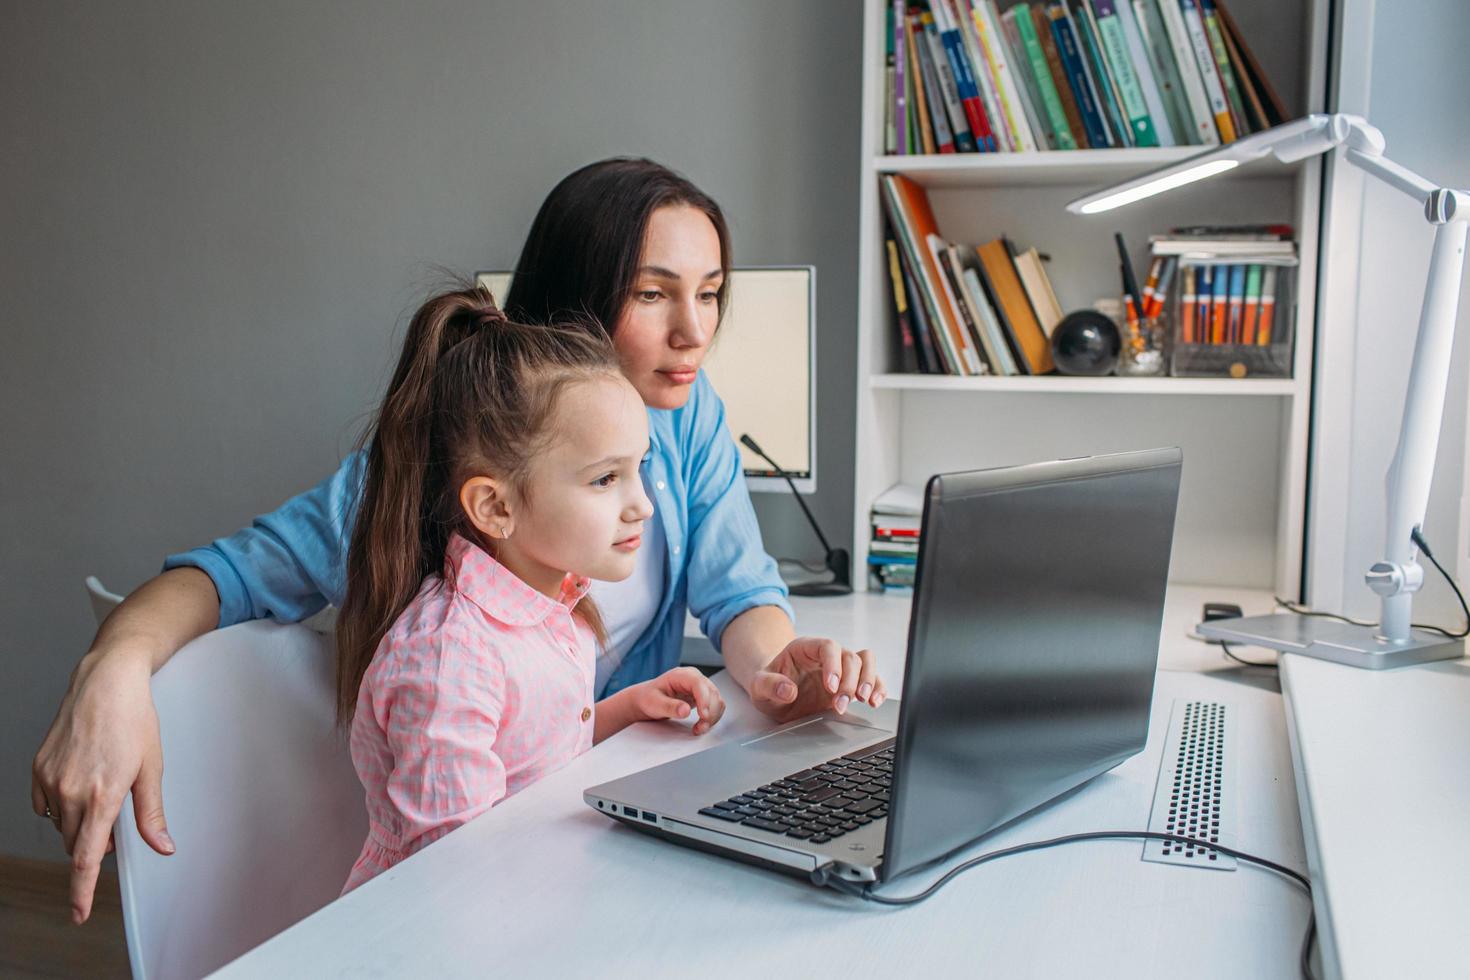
[475,266,816,493]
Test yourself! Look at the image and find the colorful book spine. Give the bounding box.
[1258,265,1277,344]
[894,0,909,154]
[912,12,954,153]
[947,0,1009,151]
[1179,0,1234,141]
[1112,0,1175,145]
[1090,0,1159,146]
[1241,263,1262,345]
[885,237,922,372]
[1047,1,1110,148]
[970,0,1040,152]
[1197,0,1247,136]
[998,9,1053,148]
[927,233,985,372]
[922,11,978,151]
[1154,0,1219,145]
[885,5,897,154]
[1132,0,1194,144]
[1014,3,1079,150]
[1071,0,1129,146]
[933,0,997,150]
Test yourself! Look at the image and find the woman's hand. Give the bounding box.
[749,637,886,723]
[625,666,726,735]
[32,647,175,924]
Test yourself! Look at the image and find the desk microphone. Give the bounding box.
[739,433,852,597]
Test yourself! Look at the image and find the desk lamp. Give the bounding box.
[1067,114,1469,668]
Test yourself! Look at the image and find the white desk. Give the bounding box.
[1281,653,1470,980]
[217,587,1311,978]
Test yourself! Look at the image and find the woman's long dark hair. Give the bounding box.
[335,284,617,724]
[505,157,733,336]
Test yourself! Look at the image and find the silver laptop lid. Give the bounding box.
[883,448,1182,880]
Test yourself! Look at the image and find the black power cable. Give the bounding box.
[814,829,1317,979]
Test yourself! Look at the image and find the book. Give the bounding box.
[1089,0,1159,146]
[1218,4,1266,132]
[898,244,943,372]
[1215,0,1287,125]
[1112,0,1176,145]
[1033,3,1090,148]
[934,236,992,372]
[1197,0,1247,136]
[970,0,1041,152]
[910,11,950,153]
[921,10,977,151]
[885,5,897,154]
[1258,265,1277,344]
[1046,1,1112,148]
[873,482,925,515]
[977,238,1055,374]
[1132,0,1196,144]
[998,6,1055,148]
[1011,246,1065,337]
[949,0,1013,152]
[880,176,965,372]
[1069,0,1130,146]
[893,0,909,154]
[885,237,922,372]
[960,261,1022,375]
[1153,0,1219,144]
[906,12,939,153]
[1178,0,1234,142]
[1010,4,1079,150]
[933,0,998,151]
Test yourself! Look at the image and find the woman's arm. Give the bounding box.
[31,567,220,924]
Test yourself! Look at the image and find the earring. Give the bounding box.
[500,524,513,540]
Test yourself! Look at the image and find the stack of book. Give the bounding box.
[883,0,1286,156]
[869,484,923,593]
[883,173,1062,376]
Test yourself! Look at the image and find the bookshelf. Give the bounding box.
[853,0,1330,593]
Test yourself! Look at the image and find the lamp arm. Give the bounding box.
[1359,186,1470,642]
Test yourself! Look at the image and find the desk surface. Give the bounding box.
[1281,653,1470,980]
[219,587,1310,979]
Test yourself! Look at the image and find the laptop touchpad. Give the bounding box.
[740,711,892,756]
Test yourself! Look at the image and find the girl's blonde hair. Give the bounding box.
[335,283,618,724]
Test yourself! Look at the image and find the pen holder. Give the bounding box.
[1102,298,1167,377]
[1168,258,1297,379]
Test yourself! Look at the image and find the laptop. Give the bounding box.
[585,448,1182,885]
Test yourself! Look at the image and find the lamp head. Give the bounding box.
[1066,115,1370,216]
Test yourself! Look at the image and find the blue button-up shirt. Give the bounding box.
[164,371,792,698]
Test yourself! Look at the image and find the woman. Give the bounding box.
[33,157,885,924]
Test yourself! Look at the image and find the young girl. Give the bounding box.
[336,285,725,892]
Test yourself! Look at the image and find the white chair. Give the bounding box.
[85,575,123,626]
[111,618,368,979]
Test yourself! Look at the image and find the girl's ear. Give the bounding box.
[460,476,514,539]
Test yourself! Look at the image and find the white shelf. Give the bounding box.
[871,148,1299,188]
[868,374,1303,396]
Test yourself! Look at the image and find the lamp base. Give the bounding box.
[1197,613,1463,669]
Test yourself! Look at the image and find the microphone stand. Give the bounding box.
[740,434,852,597]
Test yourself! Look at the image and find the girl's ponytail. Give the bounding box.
[336,284,619,725]
[337,287,505,725]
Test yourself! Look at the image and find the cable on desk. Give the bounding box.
[1220,640,1278,669]
[813,829,1317,980]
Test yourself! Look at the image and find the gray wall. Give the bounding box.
[1,1,861,861]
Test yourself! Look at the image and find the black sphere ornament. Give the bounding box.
[1050,309,1122,376]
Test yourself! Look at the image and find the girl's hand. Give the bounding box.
[628,667,725,735]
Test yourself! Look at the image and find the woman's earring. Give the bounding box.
[500,524,513,540]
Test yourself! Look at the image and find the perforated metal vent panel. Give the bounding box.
[1143,700,1237,871]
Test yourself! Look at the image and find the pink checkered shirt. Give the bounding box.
[342,533,596,893]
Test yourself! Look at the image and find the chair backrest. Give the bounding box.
[85,575,123,626]
[113,620,368,980]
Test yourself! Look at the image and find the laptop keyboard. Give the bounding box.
[697,737,895,844]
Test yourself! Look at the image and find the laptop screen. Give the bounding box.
[883,449,1182,880]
